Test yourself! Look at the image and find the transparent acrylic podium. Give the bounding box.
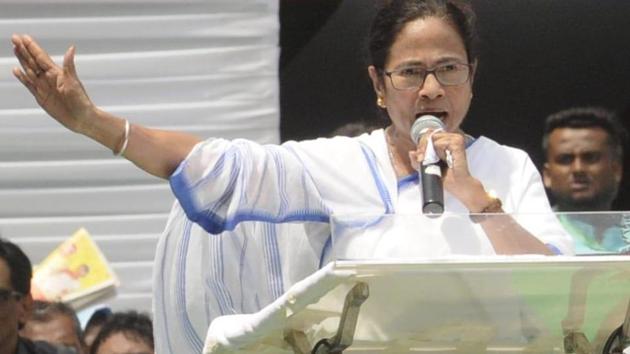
[203,212,630,354]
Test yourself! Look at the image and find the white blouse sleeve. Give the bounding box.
[511,154,575,255]
[169,138,330,234]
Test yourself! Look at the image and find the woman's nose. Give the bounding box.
[418,73,445,100]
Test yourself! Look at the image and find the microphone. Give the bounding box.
[411,115,445,216]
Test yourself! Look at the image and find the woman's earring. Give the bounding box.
[377,97,386,108]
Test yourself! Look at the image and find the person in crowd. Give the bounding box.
[89,311,153,354]
[0,238,74,354]
[542,106,629,254]
[20,301,84,354]
[329,121,381,137]
[542,106,625,212]
[11,0,573,351]
[82,308,112,354]
[616,101,630,210]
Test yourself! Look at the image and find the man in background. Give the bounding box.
[82,308,112,354]
[20,301,84,354]
[0,237,73,354]
[543,106,625,211]
[90,311,154,354]
[542,107,629,253]
[328,121,379,138]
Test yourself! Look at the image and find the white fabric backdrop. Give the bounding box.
[0,0,279,314]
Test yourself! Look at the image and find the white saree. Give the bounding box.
[152,129,573,353]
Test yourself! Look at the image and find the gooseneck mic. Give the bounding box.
[411,115,446,216]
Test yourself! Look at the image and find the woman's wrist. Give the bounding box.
[453,177,492,212]
[459,182,504,223]
[468,191,500,213]
[74,105,101,136]
[80,108,128,154]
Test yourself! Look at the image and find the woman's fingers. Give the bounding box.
[13,34,70,98]
[12,42,35,77]
[12,67,38,97]
[63,46,78,78]
[14,65,51,104]
[22,35,56,72]
[12,34,58,82]
[432,132,463,156]
[408,150,421,170]
[431,133,470,179]
[25,66,41,82]
[14,66,52,105]
[13,37,42,79]
[417,131,465,171]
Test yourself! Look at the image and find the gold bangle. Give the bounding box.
[469,196,503,223]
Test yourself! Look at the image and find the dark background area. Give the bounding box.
[279,0,630,210]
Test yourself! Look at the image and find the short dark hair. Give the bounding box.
[368,0,479,73]
[84,307,113,337]
[0,237,32,295]
[31,300,83,344]
[329,121,380,137]
[542,106,627,161]
[90,311,153,354]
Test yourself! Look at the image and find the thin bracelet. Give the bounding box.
[469,196,503,224]
[114,119,130,157]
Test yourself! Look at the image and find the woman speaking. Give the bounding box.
[11,0,572,352]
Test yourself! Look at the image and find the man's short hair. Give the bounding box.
[31,300,83,344]
[542,106,627,161]
[84,307,113,335]
[329,121,380,138]
[90,311,153,354]
[0,237,32,295]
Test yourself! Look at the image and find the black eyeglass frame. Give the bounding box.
[383,62,473,91]
[0,288,24,302]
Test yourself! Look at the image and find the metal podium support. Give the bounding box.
[599,299,630,354]
[562,268,630,354]
[285,282,369,354]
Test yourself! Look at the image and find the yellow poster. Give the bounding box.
[31,228,119,307]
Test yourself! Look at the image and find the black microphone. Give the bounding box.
[410,115,445,216]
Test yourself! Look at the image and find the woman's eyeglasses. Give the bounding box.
[385,63,472,90]
[0,288,24,305]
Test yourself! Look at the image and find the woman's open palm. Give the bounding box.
[12,34,96,133]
